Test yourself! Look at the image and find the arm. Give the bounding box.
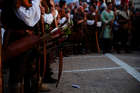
[109,11,115,25]
[77,13,86,24]
[101,10,108,24]
[77,19,85,24]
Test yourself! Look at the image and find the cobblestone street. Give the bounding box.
[43,52,140,93]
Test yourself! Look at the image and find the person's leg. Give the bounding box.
[107,39,112,53]
[8,63,20,93]
[24,49,39,93]
[73,32,80,54]
[122,29,129,52]
[103,38,107,53]
[116,30,121,53]
[8,57,24,93]
[43,53,57,83]
[113,31,118,52]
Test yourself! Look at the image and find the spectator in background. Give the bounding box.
[73,6,87,54]
[86,5,97,52]
[112,6,121,53]
[100,0,107,12]
[117,4,132,53]
[59,0,68,25]
[83,2,89,12]
[101,2,114,53]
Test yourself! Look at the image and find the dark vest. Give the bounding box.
[0,0,3,9]
[87,12,95,20]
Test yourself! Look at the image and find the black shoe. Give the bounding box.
[44,78,57,83]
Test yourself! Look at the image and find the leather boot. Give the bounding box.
[39,83,50,92]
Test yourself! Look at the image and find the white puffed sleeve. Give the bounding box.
[44,10,58,25]
[44,13,54,25]
[16,0,41,27]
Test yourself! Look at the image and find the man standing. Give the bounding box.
[117,4,131,53]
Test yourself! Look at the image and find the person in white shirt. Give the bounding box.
[2,0,41,30]
[39,1,59,92]
[40,1,58,25]
[1,0,44,93]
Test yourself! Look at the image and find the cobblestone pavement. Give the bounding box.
[41,52,140,93]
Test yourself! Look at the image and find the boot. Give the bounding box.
[39,83,50,92]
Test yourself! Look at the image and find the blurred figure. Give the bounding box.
[73,6,87,54]
[86,5,97,52]
[112,6,121,53]
[83,2,89,12]
[101,2,114,53]
[100,0,107,12]
[117,4,132,53]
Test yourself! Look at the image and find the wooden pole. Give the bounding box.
[56,48,63,88]
[95,31,100,54]
[41,14,47,78]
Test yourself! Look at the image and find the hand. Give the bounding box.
[84,13,87,21]
[84,17,87,21]
[50,0,55,8]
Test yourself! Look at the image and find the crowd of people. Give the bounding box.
[0,0,138,93]
[0,0,74,93]
[57,0,136,54]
